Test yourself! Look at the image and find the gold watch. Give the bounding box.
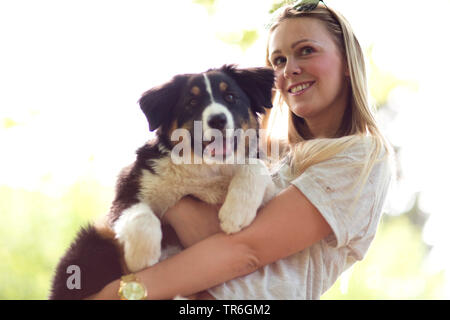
[118,274,147,300]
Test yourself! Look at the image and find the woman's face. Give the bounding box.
[268,17,349,124]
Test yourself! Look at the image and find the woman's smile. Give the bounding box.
[287,81,315,95]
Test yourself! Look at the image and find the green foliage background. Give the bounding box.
[0,180,113,299]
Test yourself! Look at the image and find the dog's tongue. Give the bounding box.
[210,139,232,157]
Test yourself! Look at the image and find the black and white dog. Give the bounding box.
[49,65,277,299]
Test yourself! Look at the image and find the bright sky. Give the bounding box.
[1,0,450,297]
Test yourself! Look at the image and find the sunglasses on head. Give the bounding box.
[293,0,328,12]
[265,0,328,30]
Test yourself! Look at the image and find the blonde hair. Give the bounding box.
[263,3,391,196]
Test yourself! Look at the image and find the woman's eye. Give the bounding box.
[300,46,314,55]
[224,93,236,103]
[273,57,286,67]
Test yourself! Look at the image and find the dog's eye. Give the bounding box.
[188,98,198,107]
[224,93,236,104]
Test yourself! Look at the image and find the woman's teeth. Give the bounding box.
[289,82,313,93]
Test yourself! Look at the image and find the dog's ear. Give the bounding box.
[221,65,274,114]
[139,75,186,131]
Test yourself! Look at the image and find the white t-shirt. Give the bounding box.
[207,136,393,300]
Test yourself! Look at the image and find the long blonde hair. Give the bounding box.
[263,3,391,194]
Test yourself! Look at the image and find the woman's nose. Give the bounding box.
[284,60,302,79]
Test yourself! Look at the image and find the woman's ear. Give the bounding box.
[221,65,275,114]
[344,61,350,77]
[139,75,187,131]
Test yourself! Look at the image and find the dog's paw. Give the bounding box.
[113,202,162,273]
[123,235,162,273]
[218,203,257,234]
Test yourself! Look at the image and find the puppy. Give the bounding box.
[49,65,277,299]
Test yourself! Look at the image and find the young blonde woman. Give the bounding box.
[90,1,393,300]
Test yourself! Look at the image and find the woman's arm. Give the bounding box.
[91,185,332,299]
[162,196,222,248]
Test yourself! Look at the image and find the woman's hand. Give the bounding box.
[163,196,223,248]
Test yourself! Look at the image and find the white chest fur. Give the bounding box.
[138,158,239,217]
[115,157,277,272]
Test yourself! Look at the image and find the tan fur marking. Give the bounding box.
[219,81,228,92]
[181,122,193,132]
[190,86,201,96]
[248,111,258,129]
[167,120,179,146]
[241,121,249,132]
[170,121,193,156]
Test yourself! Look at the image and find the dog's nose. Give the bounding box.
[207,113,227,130]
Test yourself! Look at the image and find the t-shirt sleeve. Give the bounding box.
[290,140,392,257]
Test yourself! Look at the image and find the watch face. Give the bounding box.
[123,281,146,300]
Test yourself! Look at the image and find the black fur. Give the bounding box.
[139,75,188,132]
[108,140,168,223]
[49,225,123,299]
[219,65,274,114]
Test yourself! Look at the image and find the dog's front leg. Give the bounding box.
[113,202,162,273]
[219,160,276,234]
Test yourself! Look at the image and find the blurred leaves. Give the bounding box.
[194,0,258,51]
[322,215,444,299]
[2,118,19,129]
[367,45,419,108]
[269,0,293,13]
[0,180,112,299]
[216,29,259,51]
[193,0,217,15]
[1,108,40,129]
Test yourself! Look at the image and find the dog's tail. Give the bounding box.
[49,224,123,300]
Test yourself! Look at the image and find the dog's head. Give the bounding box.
[139,65,274,161]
